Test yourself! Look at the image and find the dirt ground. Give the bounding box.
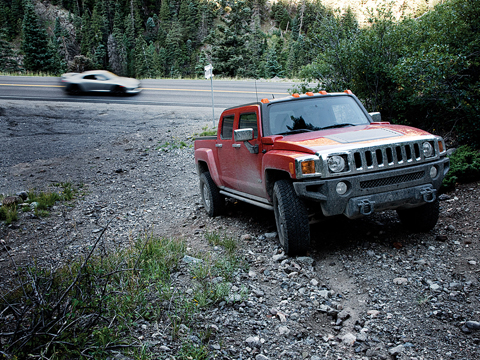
[1,100,479,359]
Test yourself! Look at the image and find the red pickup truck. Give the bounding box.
[194,91,449,255]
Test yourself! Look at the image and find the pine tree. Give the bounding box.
[160,0,171,22]
[145,17,156,43]
[10,0,23,38]
[265,44,283,78]
[107,33,127,75]
[134,35,149,77]
[21,0,54,72]
[165,21,186,77]
[157,46,167,77]
[0,29,21,72]
[94,43,107,68]
[124,12,136,76]
[50,17,67,73]
[208,0,254,77]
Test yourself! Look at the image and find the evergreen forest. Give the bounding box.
[0,0,479,146]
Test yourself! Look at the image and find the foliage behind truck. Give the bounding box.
[194,91,449,255]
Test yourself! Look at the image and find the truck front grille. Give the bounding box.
[360,171,425,189]
[317,136,444,179]
[353,142,426,170]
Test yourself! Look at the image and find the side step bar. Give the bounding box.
[219,190,274,211]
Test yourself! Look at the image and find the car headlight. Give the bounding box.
[327,155,346,173]
[422,142,434,157]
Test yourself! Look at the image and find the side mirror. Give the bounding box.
[234,128,254,142]
[369,112,381,122]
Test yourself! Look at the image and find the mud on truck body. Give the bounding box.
[194,90,449,255]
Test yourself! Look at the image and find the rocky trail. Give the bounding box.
[1,101,479,359]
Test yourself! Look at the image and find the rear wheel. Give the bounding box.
[200,172,224,217]
[273,179,310,255]
[67,84,81,95]
[397,198,440,232]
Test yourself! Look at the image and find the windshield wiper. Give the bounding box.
[277,129,314,135]
[320,123,355,130]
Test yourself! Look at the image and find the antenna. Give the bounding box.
[272,94,275,99]
[255,79,258,102]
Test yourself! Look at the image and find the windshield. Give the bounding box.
[267,96,370,136]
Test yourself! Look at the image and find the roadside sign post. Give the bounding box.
[204,64,215,128]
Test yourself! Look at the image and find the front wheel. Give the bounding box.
[397,198,440,232]
[200,172,224,217]
[111,85,126,95]
[273,180,310,255]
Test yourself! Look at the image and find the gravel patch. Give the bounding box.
[1,101,479,359]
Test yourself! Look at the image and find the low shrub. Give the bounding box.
[442,145,480,190]
[0,204,18,224]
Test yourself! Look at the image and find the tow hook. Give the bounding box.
[358,199,375,216]
[420,188,436,203]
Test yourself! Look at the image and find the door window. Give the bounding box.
[221,115,235,139]
[238,113,258,138]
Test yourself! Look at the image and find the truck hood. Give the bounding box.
[266,124,433,154]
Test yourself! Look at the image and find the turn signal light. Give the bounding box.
[289,162,295,175]
[438,140,444,153]
[301,160,316,174]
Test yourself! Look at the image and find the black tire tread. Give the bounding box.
[273,179,310,255]
[200,171,224,217]
[397,198,440,232]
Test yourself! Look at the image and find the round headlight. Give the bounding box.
[423,142,434,157]
[327,155,345,173]
[430,166,438,178]
[336,181,348,195]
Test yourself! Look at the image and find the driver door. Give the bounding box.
[216,106,266,198]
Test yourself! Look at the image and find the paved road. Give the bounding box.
[0,76,296,107]
[0,76,300,175]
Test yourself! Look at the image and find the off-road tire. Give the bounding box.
[397,198,440,232]
[273,179,310,255]
[200,172,225,217]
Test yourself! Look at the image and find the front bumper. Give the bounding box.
[293,157,449,218]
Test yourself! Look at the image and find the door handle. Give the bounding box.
[232,144,241,148]
[215,144,222,148]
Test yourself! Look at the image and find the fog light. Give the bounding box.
[336,181,348,195]
[430,166,438,178]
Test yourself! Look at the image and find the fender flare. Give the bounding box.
[195,148,222,186]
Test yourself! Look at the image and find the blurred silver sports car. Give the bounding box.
[61,70,142,95]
